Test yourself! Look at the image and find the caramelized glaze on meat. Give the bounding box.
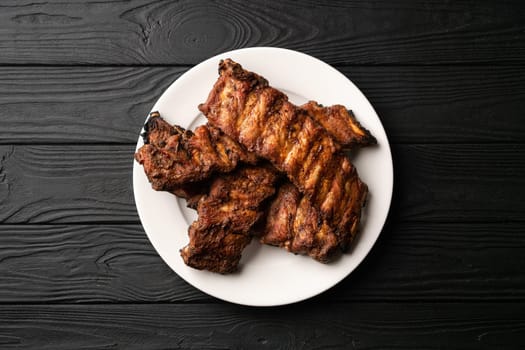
[135,112,256,193]
[260,182,340,262]
[136,112,372,263]
[301,101,376,148]
[135,58,376,270]
[180,165,279,273]
[199,59,369,244]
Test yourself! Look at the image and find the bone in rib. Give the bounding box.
[199,59,370,245]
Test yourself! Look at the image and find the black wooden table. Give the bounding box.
[1,1,524,348]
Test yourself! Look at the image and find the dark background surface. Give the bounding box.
[1,1,524,348]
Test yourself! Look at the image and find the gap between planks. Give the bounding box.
[0,299,523,306]
[0,63,525,68]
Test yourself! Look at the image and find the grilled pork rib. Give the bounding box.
[199,59,369,245]
[301,101,376,148]
[135,112,256,194]
[137,115,279,271]
[135,57,375,269]
[137,115,364,263]
[260,182,341,262]
[180,165,278,273]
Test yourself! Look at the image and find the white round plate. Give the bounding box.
[133,47,393,306]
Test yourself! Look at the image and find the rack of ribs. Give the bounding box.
[135,59,376,269]
[181,164,278,273]
[300,101,376,149]
[135,111,257,193]
[135,112,259,207]
[199,59,371,244]
[136,104,374,265]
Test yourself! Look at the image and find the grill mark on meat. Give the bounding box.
[302,101,376,148]
[136,61,376,268]
[135,112,257,192]
[180,165,279,273]
[136,115,357,263]
[199,59,369,244]
[260,183,340,262]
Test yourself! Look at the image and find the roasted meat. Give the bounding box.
[199,59,369,243]
[135,58,376,270]
[135,112,257,193]
[301,101,376,148]
[260,182,340,262]
[137,113,369,263]
[180,165,279,273]
[136,116,279,272]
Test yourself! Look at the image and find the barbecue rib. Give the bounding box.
[137,113,370,262]
[136,114,279,272]
[135,112,257,195]
[301,101,376,148]
[199,59,369,243]
[135,57,376,268]
[260,182,341,262]
[137,104,374,196]
[180,164,279,273]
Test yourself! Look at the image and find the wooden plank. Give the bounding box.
[0,145,138,223]
[0,66,184,144]
[0,303,524,349]
[0,0,524,65]
[0,144,523,224]
[350,66,525,144]
[390,143,525,221]
[0,225,206,303]
[1,65,524,144]
[0,222,523,303]
[327,221,525,302]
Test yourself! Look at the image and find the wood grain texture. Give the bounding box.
[0,145,138,223]
[0,222,523,303]
[1,303,524,349]
[1,65,524,144]
[391,143,525,221]
[0,66,186,144]
[0,144,523,224]
[329,220,525,302]
[1,1,523,347]
[0,225,205,303]
[0,0,524,65]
